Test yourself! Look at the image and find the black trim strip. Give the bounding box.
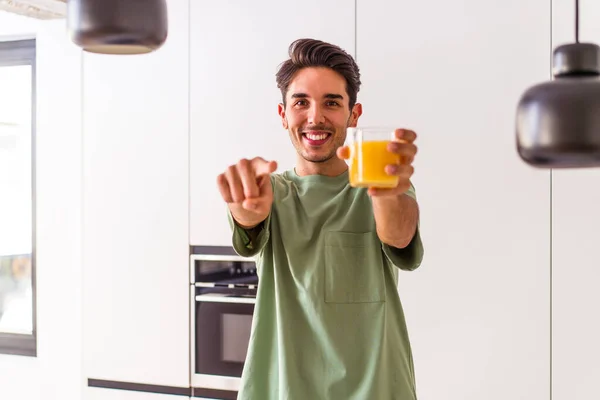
[87,379,240,399]
[192,387,238,399]
[88,379,191,397]
[190,245,238,256]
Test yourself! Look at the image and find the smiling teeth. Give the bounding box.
[306,133,328,141]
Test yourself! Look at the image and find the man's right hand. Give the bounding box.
[217,157,278,229]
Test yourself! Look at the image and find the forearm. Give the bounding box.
[372,194,419,249]
[229,204,269,229]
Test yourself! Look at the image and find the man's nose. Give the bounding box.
[308,104,325,125]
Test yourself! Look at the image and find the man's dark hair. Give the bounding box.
[275,38,361,110]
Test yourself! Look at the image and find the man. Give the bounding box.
[217,38,424,400]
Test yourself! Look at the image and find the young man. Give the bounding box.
[217,38,424,400]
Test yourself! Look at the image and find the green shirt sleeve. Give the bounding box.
[227,175,275,258]
[381,182,424,271]
[227,209,272,258]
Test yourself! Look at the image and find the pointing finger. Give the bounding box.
[217,174,233,203]
[251,157,278,176]
[225,166,244,203]
[238,159,260,198]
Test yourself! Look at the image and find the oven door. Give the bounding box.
[192,291,255,391]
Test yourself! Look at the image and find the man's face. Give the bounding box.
[278,67,362,164]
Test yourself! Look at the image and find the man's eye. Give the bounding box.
[326,101,340,107]
[295,100,308,106]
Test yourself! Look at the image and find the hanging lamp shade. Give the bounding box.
[66,0,168,55]
[516,0,600,169]
[516,43,600,168]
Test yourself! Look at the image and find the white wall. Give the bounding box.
[0,17,84,400]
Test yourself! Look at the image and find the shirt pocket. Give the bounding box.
[324,231,386,304]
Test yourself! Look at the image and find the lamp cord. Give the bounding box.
[575,0,580,43]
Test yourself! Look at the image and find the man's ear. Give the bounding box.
[278,103,288,129]
[348,103,363,127]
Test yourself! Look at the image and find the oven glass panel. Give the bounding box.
[222,313,253,363]
[196,300,254,377]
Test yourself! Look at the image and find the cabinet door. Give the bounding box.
[552,1,600,399]
[82,0,190,388]
[189,0,355,246]
[358,0,551,399]
[552,170,600,400]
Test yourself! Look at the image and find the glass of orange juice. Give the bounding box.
[346,127,400,189]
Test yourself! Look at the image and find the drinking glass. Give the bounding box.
[346,127,400,189]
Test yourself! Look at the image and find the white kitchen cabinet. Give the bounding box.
[82,0,190,388]
[86,387,188,400]
[551,1,600,399]
[189,0,356,246]
[552,170,600,400]
[357,0,551,399]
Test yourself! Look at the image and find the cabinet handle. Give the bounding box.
[195,294,256,304]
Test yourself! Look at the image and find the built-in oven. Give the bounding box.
[190,247,257,397]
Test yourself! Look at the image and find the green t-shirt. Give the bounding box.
[228,168,424,400]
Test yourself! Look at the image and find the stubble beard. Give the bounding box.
[290,119,351,164]
[297,133,345,163]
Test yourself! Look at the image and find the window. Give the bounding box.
[0,39,36,357]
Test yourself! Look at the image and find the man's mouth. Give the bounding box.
[302,131,332,146]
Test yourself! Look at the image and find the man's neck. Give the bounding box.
[295,157,348,177]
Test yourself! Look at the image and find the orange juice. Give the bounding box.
[349,140,399,188]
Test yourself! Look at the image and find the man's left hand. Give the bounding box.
[337,128,418,197]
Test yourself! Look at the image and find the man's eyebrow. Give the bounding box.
[290,93,344,100]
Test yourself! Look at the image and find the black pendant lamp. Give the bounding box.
[516,0,600,168]
[67,0,168,55]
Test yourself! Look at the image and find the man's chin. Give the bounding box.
[302,152,336,163]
